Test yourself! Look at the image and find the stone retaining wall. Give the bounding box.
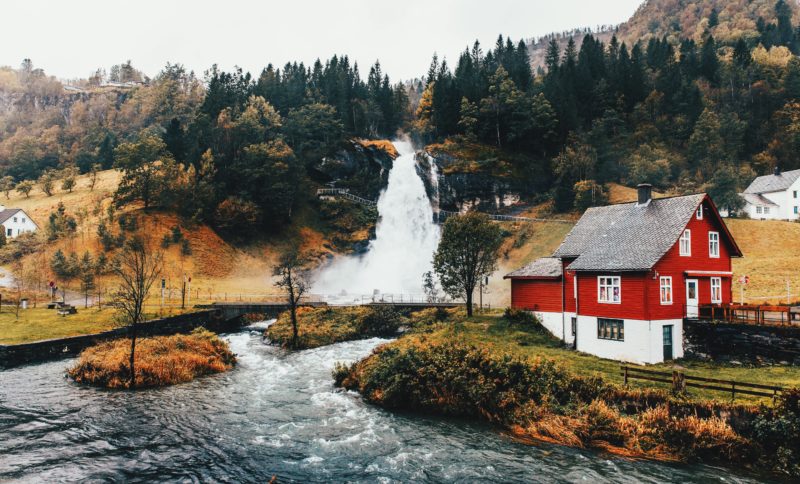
[684,321,800,365]
[0,310,241,369]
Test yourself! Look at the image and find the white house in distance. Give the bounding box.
[739,167,800,220]
[0,206,38,238]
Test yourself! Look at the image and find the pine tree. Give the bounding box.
[700,36,720,86]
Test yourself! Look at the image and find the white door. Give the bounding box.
[686,279,699,318]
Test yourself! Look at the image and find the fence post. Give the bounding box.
[672,370,686,395]
[623,366,629,386]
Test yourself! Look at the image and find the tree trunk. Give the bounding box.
[466,290,473,317]
[129,324,137,390]
[290,301,298,349]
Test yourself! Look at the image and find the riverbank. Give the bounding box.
[335,311,800,477]
[67,328,236,389]
[266,306,403,349]
[0,309,241,369]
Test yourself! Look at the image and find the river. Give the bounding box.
[0,323,771,483]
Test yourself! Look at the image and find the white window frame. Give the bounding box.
[597,276,621,304]
[660,276,673,305]
[696,205,703,220]
[708,231,720,258]
[756,206,763,214]
[711,277,722,304]
[764,207,771,214]
[679,229,691,256]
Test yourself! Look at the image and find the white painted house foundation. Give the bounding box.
[574,316,684,365]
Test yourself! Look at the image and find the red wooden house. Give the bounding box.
[505,185,743,364]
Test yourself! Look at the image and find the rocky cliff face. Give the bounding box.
[310,139,395,199]
[415,148,524,214]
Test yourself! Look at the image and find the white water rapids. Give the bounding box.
[314,140,440,299]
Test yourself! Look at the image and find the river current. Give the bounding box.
[0,323,772,483]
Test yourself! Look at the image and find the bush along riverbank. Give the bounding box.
[266,306,403,350]
[334,315,800,477]
[68,328,236,389]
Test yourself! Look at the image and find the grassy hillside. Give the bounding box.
[727,218,800,303]
[0,168,378,310]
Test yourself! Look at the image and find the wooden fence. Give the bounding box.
[698,304,798,326]
[620,365,785,400]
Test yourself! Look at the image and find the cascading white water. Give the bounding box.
[314,140,440,299]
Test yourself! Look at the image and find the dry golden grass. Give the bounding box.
[605,182,670,204]
[727,218,800,303]
[67,328,236,389]
[3,169,121,226]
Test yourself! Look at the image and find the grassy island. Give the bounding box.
[68,329,236,389]
[266,306,403,350]
[335,310,800,477]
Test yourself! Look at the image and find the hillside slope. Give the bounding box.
[527,0,800,68]
[0,169,377,304]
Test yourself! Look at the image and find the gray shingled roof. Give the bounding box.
[744,169,800,194]
[553,194,706,272]
[739,193,778,207]
[0,209,22,225]
[505,257,563,279]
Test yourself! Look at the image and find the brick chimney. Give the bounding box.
[637,183,652,206]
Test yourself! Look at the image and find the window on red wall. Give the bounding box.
[598,276,621,304]
[711,277,722,304]
[680,230,691,256]
[709,232,720,258]
[660,277,672,304]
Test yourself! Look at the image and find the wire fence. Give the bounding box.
[317,188,573,224]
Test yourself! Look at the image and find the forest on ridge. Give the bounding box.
[1,0,800,235]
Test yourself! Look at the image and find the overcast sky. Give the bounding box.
[2,0,644,81]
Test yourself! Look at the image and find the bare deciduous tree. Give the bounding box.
[273,250,310,349]
[112,236,163,389]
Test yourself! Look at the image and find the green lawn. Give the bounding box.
[413,313,800,404]
[0,306,120,345]
[0,305,196,345]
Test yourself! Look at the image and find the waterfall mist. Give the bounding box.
[313,140,440,299]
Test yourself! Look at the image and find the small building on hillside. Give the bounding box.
[0,207,38,239]
[505,184,742,365]
[738,167,800,220]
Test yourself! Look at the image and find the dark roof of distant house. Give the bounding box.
[504,257,563,279]
[552,194,741,272]
[744,169,800,194]
[739,193,778,207]
[0,208,22,225]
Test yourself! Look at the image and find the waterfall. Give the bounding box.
[314,140,441,299]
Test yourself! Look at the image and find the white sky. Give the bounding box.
[1,0,644,81]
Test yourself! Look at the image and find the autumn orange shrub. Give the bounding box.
[68,328,236,389]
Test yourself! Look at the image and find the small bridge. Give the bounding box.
[317,188,572,224]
